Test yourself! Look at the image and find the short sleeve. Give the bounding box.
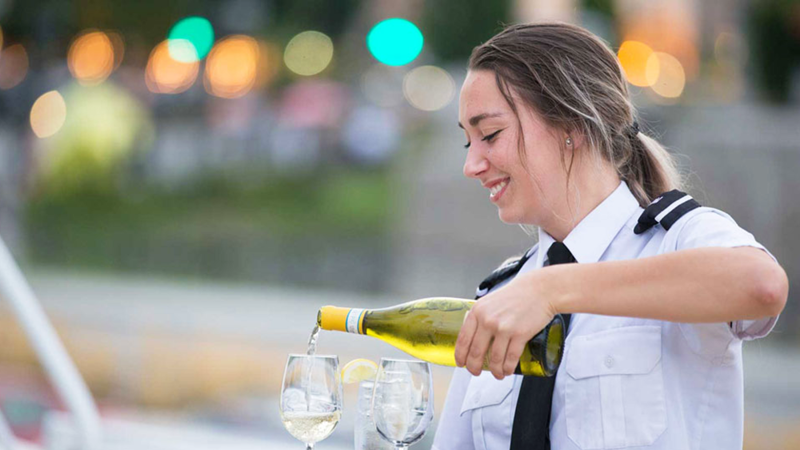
[669,208,779,341]
[432,368,475,450]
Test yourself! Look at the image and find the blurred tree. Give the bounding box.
[4,0,198,55]
[421,0,510,63]
[748,0,800,103]
[269,0,362,39]
[580,0,618,47]
[582,0,614,17]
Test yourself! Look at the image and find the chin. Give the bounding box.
[497,208,523,225]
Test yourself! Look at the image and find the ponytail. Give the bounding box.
[620,128,683,207]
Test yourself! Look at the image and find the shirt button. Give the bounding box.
[472,392,482,404]
[604,356,615,368]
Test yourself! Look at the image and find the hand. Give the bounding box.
[454,271,557,379]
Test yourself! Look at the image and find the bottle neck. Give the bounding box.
[318,306,366,334]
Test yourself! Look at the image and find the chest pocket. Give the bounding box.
[565,326,666,449]
[460,373,516,450]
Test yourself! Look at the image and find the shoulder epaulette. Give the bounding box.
[475,248,534,299]
[634,190,701,235]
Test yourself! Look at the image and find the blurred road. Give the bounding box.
[5,270,453,448]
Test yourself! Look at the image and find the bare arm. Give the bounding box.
[549,246,787,322]
[455,246,788,379]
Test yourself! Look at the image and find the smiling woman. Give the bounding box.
[433,22,788,450]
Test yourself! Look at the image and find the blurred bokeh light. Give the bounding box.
[204,35,259,99]
[145,40,200,94]
[36,82,153,192]
[107,31,125,71]
[284,31,334,76]
[67,30,115,86]
[367,18,423,66]
[402,65,455,111]
[0,25,4,50]
[622,5,699,81]
[168,16,214,63]
[646,52,686,99]
[0,43,29,90]
[30,91,67,139]
[618,40,654,87]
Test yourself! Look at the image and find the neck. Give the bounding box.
[541,158,620,242]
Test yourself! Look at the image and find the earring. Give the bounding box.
[565,136,573,146]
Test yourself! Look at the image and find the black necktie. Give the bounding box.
[510,241,575,450]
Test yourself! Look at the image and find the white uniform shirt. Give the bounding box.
[432,181,778,450]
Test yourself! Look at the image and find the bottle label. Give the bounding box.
[346,308,365,334]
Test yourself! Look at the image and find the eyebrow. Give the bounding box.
[457,112,505,129]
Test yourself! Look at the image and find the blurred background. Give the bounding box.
[0,0,798,448]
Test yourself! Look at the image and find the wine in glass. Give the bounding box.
[372,358,434,449]
[280,354,343,449]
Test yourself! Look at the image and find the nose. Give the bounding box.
[463,146,489,179]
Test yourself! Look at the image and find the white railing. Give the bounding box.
[0,235,101,450]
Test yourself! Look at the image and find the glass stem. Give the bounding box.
[395,446,408,450]
[306,444,314,450]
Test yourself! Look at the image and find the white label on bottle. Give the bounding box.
[346,308,364,334]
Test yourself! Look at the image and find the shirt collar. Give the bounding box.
[536,181,640,266]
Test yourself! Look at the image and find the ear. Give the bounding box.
[565,128,586,150]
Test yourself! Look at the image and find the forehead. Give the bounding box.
[459,70,510,124]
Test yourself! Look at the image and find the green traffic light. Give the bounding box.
[168,17,214,62]
[367,18,423,66]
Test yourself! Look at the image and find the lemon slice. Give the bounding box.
[341,358,378,384]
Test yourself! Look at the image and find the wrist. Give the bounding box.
[540,264,571,316]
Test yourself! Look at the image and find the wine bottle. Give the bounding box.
[317,297,565,377]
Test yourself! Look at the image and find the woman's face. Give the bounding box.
[458,69,569,227]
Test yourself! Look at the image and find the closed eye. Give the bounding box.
[464,129,504,149]
[482,129,504,143]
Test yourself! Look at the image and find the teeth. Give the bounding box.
[489,180,508,198]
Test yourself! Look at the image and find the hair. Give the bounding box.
[468,22,682,208]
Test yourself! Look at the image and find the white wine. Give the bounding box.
[281,410,341,443]
[307,325,320,355]
[317,297,565,377]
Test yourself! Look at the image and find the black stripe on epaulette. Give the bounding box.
[634,190,702,234]
[475,248,534,299]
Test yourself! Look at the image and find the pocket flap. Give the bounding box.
[459,372,515,416]
[566,326,662,380]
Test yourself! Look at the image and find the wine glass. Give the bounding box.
[372,358,434,449]
[280,354,343,450]
[355,380,394,449]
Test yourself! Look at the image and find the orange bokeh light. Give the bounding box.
[204,35,259,99]
[621,4,699,81]
[0,44,29,90]
[618,41,655,87]
[145,40,199,94]
[646,52,685,99]
[68,30,115,86]
[107,31,126,70]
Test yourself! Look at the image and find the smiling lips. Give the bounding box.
[487,178,510,202]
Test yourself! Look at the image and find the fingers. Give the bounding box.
[465,326,492,376]
[454,311,477,367]
[503,337,527,377]
[488,331,511,380]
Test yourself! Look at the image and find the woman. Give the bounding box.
[433,23,788,450]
